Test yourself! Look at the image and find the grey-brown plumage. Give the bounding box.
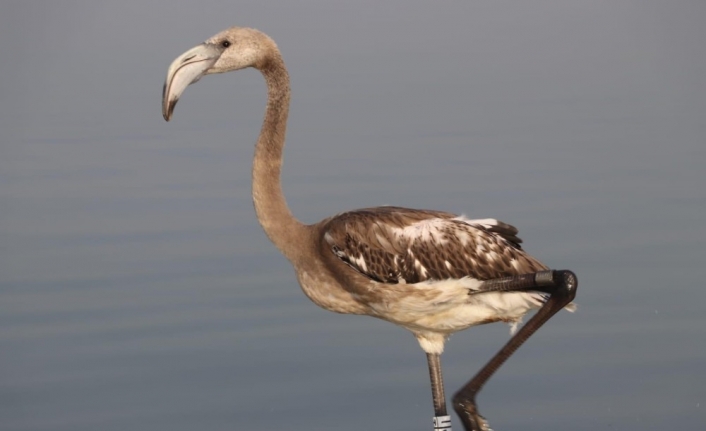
[163,26,575,431]
[161,23,574,348]
[323,206,544,285]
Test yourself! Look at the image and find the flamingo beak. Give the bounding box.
[162,43,221,121]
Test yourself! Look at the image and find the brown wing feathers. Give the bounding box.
[324,207,546,285]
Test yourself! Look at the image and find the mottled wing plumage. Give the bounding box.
[323,206,546,285]
[463,218,523,248]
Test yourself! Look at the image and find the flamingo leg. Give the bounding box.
[427,353,452,430]
[453,270,578,431]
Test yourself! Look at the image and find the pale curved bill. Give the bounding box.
[162,44,221,121]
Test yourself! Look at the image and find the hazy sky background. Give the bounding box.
[1,1,705,431]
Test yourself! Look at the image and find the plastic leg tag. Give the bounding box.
[433,415,452,431]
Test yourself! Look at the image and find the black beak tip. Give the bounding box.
[163,99,177,122]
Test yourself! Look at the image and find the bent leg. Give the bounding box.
[453,270,578,431]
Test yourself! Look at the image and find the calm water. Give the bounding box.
[2,2,705,430]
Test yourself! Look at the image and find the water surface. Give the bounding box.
[1,2,705,430]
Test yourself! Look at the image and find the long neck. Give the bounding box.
[252,53,307,262]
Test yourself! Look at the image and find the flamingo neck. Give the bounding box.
[252,53,307,262]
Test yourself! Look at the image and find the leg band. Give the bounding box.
[433,415,452,431]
